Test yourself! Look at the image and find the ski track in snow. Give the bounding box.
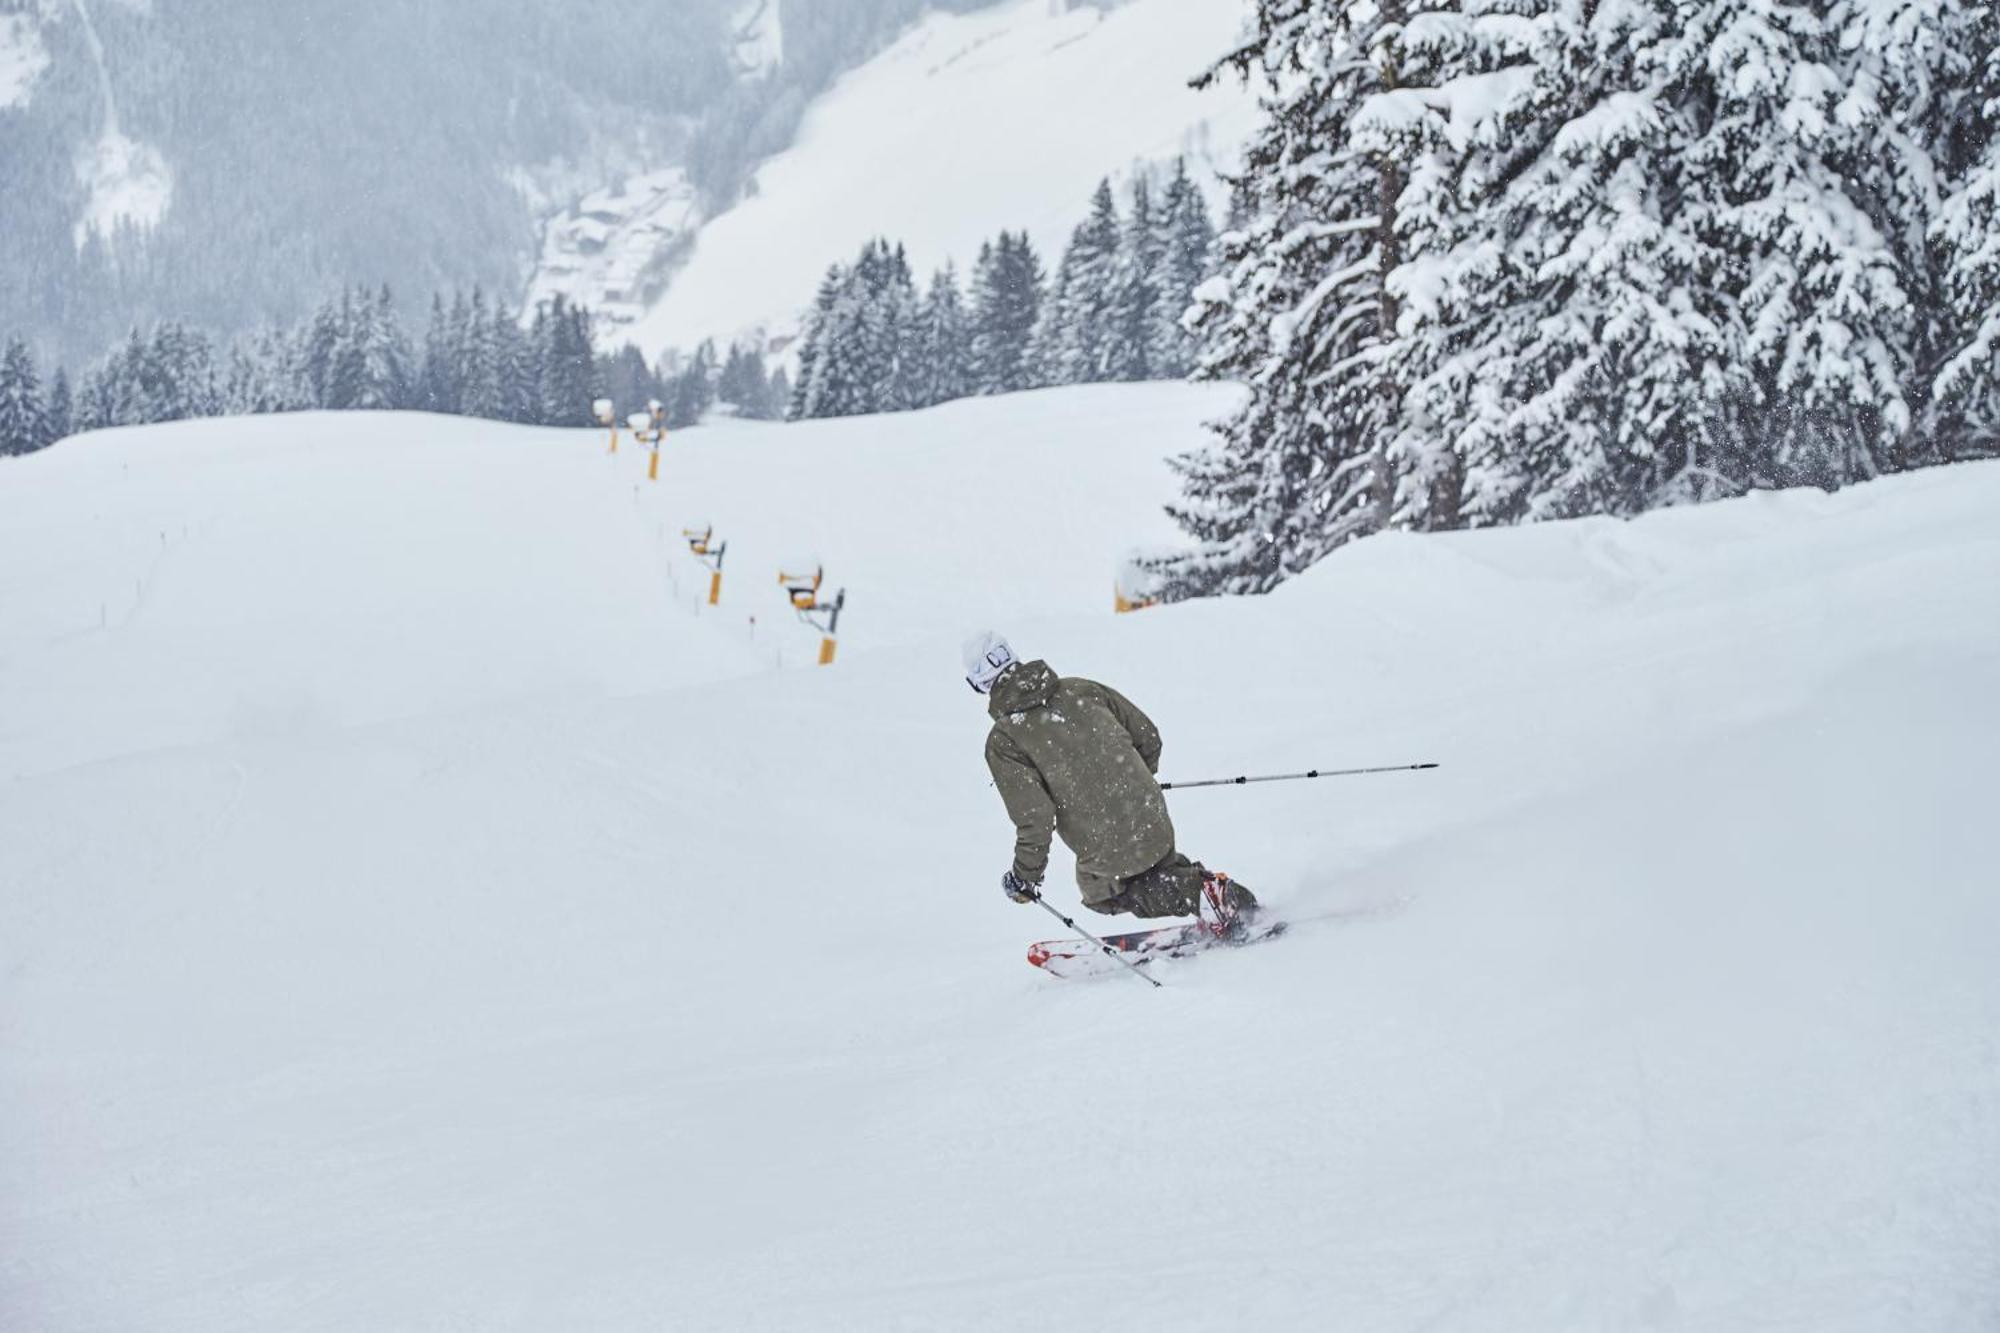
[1,386,1998,1330]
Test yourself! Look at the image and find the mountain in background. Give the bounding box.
[616,0,1257,361]
[0,0,1008,367]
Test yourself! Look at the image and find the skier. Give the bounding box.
[965,632,1258,930]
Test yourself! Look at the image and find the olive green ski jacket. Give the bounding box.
[983,660,1176,889]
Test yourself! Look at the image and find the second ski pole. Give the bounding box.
[1159,762,1439,792]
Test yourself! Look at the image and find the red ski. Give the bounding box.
[1028,918,1287,979]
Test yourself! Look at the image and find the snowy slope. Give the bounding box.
[4,391,1999,1331]
[624,0,1259,356]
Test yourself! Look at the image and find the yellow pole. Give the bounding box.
[609,425,619,454]
[818,636,838,667]
[708,570,723,606]
[648,448,660,482]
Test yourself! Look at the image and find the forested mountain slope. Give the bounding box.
[0,0,1013,366]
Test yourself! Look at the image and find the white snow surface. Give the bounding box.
[625,0,1260,357]
[4,385,1999,1330]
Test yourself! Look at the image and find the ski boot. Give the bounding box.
[1200,871,1259,941]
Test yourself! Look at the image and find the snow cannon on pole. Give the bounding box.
[593,397,617,453]
[627,405,664,482]
[778,561,844,665]
[778,561,823,612]
[811,590,846,665]
[646,399,668,482]
[684,523,726,606]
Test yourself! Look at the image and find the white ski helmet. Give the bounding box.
[962,631,1018,694]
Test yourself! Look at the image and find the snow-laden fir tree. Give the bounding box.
[916,263,976,407]
[1024,240,1078,389]
[1105,177,1162,381]
[44,367,72,448]
[790,240,924,419]
[717,342,777,418]
[789,268,844,420]
[493,304,536,424]
[1160,1,1409,596]
[1152,159,1219,379]
[418,295,457,414]
[1387,1,1730,525]
[461,291,505,421]
[535,295,598,427]
[1039,179,1125,385]
[604,344,667,420]
[1881,0,2000,460]
[1675,1,1913,492]
[1166,0,1999,598]
[0,338,45,457]
[969,232,1045,395]
[668,341,718,427]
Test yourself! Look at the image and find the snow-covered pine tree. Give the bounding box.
[73,356,113,434]
[1048,179,1124,385]
[325,290,370,411]
[234,326,307,414]
[802,263,868,419]
[969,231,1045,395]
[148,324,222,422]
[365,286,413,409]
[1153,158,1218,379]
[717,342,776,418]
[1105,175,1162,381]
[793,240,924,419]
[302,297,344,408]
[0,338,45,456]
[1671,1,1913,493]
[418,295,454,413]
[790,265,845,420]
[536,296,597,427]
[1024,238,1078,389]
[873,242,925,413]
[1158,2,1407,596]
[43,366,72,448]
[461,290,505,421]
[916,262,975,407]
[601,343,663,420]
[668,340,717,427]
[1382,1,1715,527]
[1886,0,2000,460]
[491,303,536,423]
[441,290,474,415]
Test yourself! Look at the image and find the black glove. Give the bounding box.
[1002,870,1040,904]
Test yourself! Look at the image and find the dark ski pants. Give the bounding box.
[1079,849,1206,919]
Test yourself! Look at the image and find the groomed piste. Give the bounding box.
[3,383,1996,1330]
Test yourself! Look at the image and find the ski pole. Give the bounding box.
[1159,762,1439,792]
[1029,892,1162,989]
